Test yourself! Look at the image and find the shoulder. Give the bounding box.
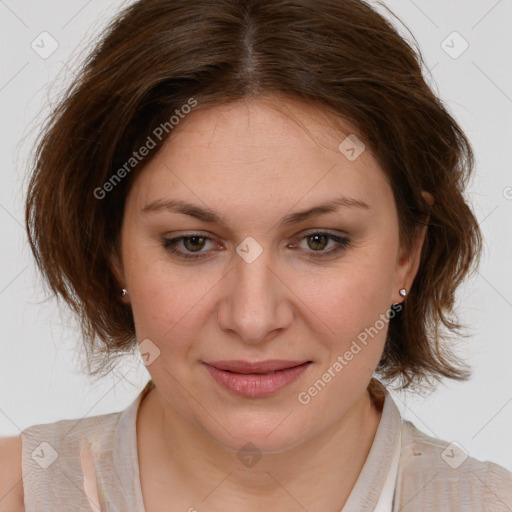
[0,435,24,512]
[20,409,122,448]
[17,410,123,508]
[396,420,512,511]
[19,410,123,471]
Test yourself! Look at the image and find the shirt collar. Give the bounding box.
[341,380,403,511]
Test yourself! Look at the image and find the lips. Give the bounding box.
[204,360,310,374]
[202,360,312,397]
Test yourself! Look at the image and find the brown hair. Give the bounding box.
[25,0,481,390]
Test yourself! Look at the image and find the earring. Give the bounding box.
[399,288,407,297]
[121,288,128,297]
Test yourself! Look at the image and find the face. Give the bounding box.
[114,95,423,454]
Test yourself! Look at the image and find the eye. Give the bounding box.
[291,231,351,257]
[162,234,219,260]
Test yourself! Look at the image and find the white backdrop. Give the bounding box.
[1,0,511,471]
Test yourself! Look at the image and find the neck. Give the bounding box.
[138,384,383,511]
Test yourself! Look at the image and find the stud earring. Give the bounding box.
[399,288,407,297]
[121,288,128,297]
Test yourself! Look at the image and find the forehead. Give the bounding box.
[161,95,374,164]
[126,95,393,216]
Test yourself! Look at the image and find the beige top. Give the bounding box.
[20,379,512,511]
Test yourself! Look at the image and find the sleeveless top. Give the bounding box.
[20,379,512,511]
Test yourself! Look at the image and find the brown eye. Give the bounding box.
[183,236,207,252]
[292,231,351,258]
[162,234,216,260]
[306,234,329,251]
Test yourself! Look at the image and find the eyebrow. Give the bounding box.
[141,195,370,227]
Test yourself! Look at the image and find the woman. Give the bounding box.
[1,0,511,510]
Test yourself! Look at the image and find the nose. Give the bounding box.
[216,245,294,344]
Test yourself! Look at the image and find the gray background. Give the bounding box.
[1,0,511,471]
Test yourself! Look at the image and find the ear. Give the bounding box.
[392,191,433,304]
[109,249,130,305]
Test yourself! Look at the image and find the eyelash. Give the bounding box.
[161,231,351,260]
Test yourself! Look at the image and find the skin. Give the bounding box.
[112,94,429,512]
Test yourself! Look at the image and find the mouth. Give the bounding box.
[202,360,312,397]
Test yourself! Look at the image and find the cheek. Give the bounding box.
[310,251,397,339]
[295,253,396,420]
[124,245,220,352]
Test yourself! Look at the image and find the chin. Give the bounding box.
[201,409,313,455]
